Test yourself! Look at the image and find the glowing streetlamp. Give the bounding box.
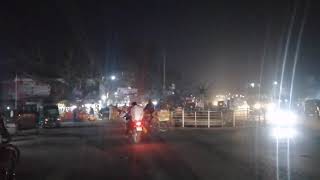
[101,95,107,101]
[250,83,255,88]
[273,81,278,85]
[110,75,116,81]
[152,100,158,106]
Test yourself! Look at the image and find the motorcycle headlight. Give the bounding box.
[271,127,297,139]
[267,110,297,126]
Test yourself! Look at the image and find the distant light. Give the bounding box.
[250,83,255,88]
[6,106,10,110]
[284,99,288,103]
[71,105,77,111]
[110,75,116,80]
[266,102,276,111]
[128,86,132,89]
[114,92,118,95]
[237,103,250,109]
[273,81,278,85]
[152,100,158,106]
[212,101,218,106]
[253,103,261,109]
[101,95,107,101]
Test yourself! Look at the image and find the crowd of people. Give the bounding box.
[118,100,171,135]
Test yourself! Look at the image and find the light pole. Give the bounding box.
[109,75,117,105]
[272,81,278,101]
[101,95,107,101]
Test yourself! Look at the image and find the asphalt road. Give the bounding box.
[11,120,320,180]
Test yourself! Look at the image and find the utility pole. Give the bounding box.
[162,49,166,92]
[14,73,18,109]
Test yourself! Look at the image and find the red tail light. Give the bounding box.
[135,121,142,126]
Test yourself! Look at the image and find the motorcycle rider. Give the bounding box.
[144,99,155,114]
[125,102,138,135]
[143,99,155,126]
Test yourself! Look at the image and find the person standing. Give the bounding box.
[0,112,11,143]
[73,107,78,122]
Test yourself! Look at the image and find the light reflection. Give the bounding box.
[274,134,293,180]
[287,139,290,180]
[276,138,279,180]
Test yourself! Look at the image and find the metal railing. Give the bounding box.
[171,109,265,128]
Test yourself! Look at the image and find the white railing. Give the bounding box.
[172,109,265,128]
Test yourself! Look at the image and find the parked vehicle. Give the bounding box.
[40,105,60,128]
[99,107,109,120]
[304,99,320,118]
[15,104,38,130]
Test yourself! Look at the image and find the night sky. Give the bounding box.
[0,0,319,97]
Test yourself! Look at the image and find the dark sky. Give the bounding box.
[0,0,319,96]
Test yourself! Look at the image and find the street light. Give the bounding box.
[250,83,255,88]
[110,75,116,81]
[152,100,158,106]
[253,103,261,110]
[101,95,107,101]
[272,81,278,101]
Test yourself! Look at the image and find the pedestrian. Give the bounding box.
[73,107,78,122]
[90,107,94,115]
[0,111,11,143]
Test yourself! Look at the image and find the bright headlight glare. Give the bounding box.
[266,103,276,111]
[271,127,297,139]
[253,103,261,109]
[267,110,297,126]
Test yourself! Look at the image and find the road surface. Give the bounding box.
[12,120,320,180]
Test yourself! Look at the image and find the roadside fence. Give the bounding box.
[171,108,265,128]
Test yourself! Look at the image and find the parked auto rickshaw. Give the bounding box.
[15,104,38,130]
[39,105,61,128]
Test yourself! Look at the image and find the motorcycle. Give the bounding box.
[128,120,147,144]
